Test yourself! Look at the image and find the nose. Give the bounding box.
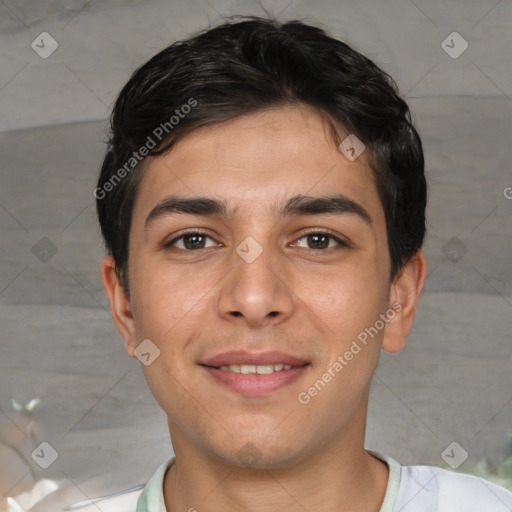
[217,238,295,328]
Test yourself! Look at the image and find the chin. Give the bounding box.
[209,436,309,471]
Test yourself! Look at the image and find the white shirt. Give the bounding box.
[67,451,512,511]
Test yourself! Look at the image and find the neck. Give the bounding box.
[163,405,389,512]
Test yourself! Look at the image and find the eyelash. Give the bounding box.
[163,229,350,252]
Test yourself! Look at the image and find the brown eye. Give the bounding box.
[306,233,329,249]
[165,231,218,251]
[294,231,348,250]
[182,234,207,250]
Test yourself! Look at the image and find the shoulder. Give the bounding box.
[30,486,143,512]
[396,463,512,512]
[88,488,143,511]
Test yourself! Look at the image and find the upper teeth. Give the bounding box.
[218,364,293,374]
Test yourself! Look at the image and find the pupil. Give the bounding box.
[309,234,328,249]
[185,234,204,250]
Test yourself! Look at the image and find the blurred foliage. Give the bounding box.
[440,432,512,492]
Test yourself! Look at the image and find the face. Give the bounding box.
[104,105,421,469]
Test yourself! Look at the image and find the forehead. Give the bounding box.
[132,105,383,224]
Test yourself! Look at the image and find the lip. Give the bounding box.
[200,350,309,367]
[199,351,311,396]
[201,365,310,396]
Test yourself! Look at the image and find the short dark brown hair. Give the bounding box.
[96,16,426,292]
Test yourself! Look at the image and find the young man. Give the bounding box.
[96,16,512,512]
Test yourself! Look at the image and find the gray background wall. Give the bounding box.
[1,0,511,508]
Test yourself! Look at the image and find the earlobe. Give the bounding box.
[101,255,138,357]
[381,249,427,354]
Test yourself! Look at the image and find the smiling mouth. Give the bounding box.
[200,361,311,395]
[201,363,310,375]
[215,363,308,374]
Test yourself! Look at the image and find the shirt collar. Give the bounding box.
[136,456,175,512]
[368,450,402,512]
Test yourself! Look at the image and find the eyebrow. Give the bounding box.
[144,193,373,228]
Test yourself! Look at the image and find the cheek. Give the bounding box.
[302,262,386,333]
[130,257,215,338]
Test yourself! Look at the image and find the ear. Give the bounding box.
[101,255,138,357]
[381,249,427,354]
